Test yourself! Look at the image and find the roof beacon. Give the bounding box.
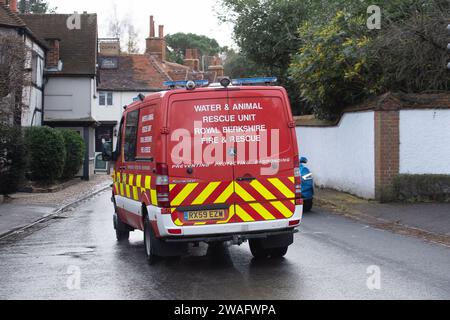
[163,80,209,90]
[232,77,277,86]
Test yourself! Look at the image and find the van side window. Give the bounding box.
[124,110,139,162]
[115,117,124,156]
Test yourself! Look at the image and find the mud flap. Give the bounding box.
[155,238,188,257]
[258,233,294,249]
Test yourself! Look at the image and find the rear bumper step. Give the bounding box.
[163,228,298,243]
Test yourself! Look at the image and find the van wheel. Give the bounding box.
[303,199,313,212]
[143,217,158,265]
[249,239,270,259]
[270,246,288,258]
[114,213,130,242]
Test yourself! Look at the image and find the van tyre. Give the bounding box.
[114,213,130,242]
[249,239,270,259]
[144,217,158,265]
[270,246,288,258]
[303,199,313,212]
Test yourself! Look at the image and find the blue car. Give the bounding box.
[300,157,314,212]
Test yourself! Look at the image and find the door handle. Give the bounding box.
[237,176,256,182]
[119,166,126,170]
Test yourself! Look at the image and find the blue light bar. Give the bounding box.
[231,77,277,86]
[163,80,209,88]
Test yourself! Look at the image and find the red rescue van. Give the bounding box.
[103,78,303,263]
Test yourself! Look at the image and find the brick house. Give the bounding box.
[0,0,47,127]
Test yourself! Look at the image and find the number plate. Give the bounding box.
[184,210,226,221]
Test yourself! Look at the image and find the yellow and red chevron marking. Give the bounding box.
[169,181,235,207]
[169,177,295,226]
[112,171,157,205]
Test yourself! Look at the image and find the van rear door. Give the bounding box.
[227,88,297,222]
[167,91,236,226]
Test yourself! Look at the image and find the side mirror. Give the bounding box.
[101,141,113,162]
[300,157,308,164]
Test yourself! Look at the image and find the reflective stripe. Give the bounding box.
[234,183,256,202]
[145,176,151,190]
[171,183,199,207]
[192,182,221,205]
[214,183,234,204]
[268,178,295,198]
[249,180,276,201]
[270,201,293,218]
[249,203,276,220]
[235,205,255,222]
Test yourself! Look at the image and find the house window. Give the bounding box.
[99,91,113,106]
[124,110,139,162]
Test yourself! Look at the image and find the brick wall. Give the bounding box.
[46,39,60,68]
[296,92,450,201]
[375,110,400,201]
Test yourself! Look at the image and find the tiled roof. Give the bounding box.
[20,13,98,76]
[0,4,25,27]
[98,53,218,91]
[0,5,47,49]
[98,54,169,91]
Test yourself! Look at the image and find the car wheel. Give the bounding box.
[143,217,158,265]
[269,246,288,258]
[114,213,130,242]
[249,239,271,259]
[303,199,313,212]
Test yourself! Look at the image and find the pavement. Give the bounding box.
[0,174,112,239]
[315,188,450,247]
[0,191,449,300]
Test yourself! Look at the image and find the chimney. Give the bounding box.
[146,15,166,60]
[150,15,155,37]
[46,38,60,69]
[184,48,200,72]
[10,0,17,12]
[208,56,224,78]
[1,0,18,11]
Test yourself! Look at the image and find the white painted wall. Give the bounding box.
[400,109,450,174]
[296,111,375,199]
[44,77,94,121]
[94,91,142,146]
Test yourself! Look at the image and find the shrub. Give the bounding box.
[289,12,379,120]
[0,125,26,195]
[393,174,450,203]
[25,126,66,184]
[58,129,85,179]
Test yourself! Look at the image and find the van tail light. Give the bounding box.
[156,163,170,208]
[293,156,302,201]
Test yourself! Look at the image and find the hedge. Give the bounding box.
[58,129,85,179]
[0,125,26,195]
[393,174,450,203]
[25,126,66,184]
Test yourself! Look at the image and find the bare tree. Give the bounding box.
[0,32,27,125]
[107,4,124,40]
[125,23,140,54]
[106,4,141,54]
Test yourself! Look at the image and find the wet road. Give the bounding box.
[0,191,449,300]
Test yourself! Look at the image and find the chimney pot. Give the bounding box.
[150,15,155,38]
[9,0,18,12]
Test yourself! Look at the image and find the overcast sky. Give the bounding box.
[47,0,235,51]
